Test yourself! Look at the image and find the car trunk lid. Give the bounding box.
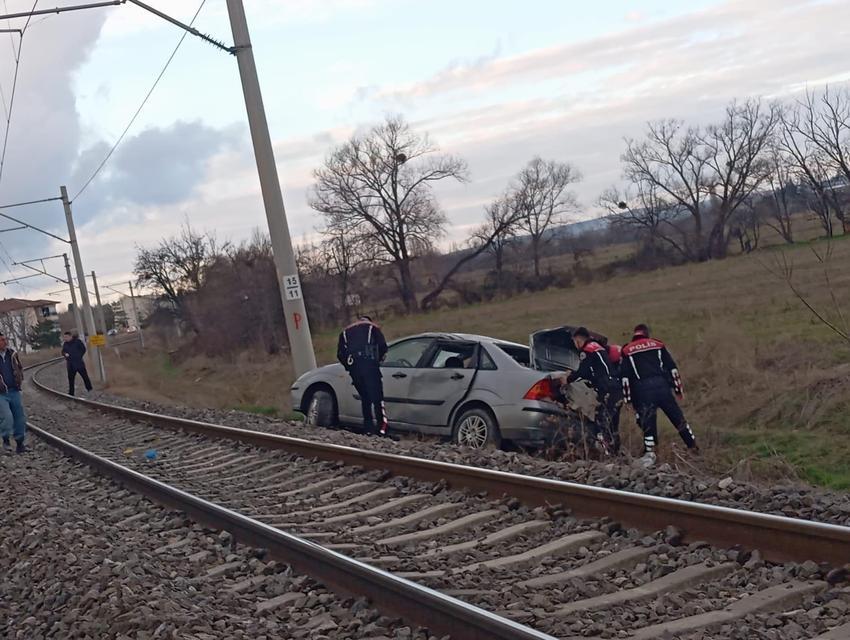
[529,326,609,372]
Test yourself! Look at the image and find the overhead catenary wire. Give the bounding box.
[0,0,37,192]
[72,0,207,203]
[0,1,38,291]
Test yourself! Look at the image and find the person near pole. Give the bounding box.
[62,331,93,396]
[621,323,697,467]
[0,333,27,454]
[564,327,622,455]
[337,316,389,435]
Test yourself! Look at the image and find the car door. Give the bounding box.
[400,340,479,431]
[378,337,436,429]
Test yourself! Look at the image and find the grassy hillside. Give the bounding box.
[103,233,850,489]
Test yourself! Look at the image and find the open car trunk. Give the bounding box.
[529,326,609,372]
[529,326,610,421]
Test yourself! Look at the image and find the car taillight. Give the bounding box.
[524,378,559,402]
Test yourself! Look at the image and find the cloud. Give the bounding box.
[360,0,847,104]
[71,120,244,215]
[17,0,850,307]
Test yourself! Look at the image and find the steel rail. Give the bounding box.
[31,361,850,567]
[26,422,554,640]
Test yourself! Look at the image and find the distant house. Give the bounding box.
[112,294,154,330]
[0,298,60,352]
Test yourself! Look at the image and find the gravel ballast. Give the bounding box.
[0,439,444,639]
[32,362,850,528]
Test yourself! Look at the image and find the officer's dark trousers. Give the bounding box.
[595,390,622,453]
[349,360,386,433]
[67,363,93,396]
[633,378,695,452]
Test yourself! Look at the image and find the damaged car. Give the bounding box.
[291,328,607,449]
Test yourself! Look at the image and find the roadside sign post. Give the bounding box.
[90,271,108,334]
[225,0,317,376]
[90,270,107,382]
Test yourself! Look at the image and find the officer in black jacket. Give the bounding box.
[565,327,622,455]
[61,332,93,396]
[620,324,697,467]
[337,317,389,435]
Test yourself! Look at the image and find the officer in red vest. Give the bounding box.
[621,324,697,467]
[565,327,622,455]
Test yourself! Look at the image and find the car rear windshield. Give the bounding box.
[497,344,531,367]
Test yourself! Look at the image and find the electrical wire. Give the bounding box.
[72,0,207,202]
[0,0,37,193]
[0,1,38,294]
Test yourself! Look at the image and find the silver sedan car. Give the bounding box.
[290,331,594,449]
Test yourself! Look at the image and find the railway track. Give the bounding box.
[26,359,850,639]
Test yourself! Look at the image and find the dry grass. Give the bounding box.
[102,342,296,417]
[99,228,850,488]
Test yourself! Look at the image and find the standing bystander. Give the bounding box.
[0,333,27,454]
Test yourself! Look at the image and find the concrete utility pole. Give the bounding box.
[60,186,104,383]
[225,0,317,376]
[63,254,84,342]
[128,281,145,350]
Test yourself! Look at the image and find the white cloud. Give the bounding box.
[15,0,850,307]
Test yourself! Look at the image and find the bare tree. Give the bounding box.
[320,223,371,322]
[310,115,468,312]
[778,105,842,238]
[621,100,778,261]
[511,157,581,277]
[795,88,850,234]
[420,195,521,310]
[763,146,796,243]
[600,184,693,260]
[700,100,779,257]
[0,312,28,351]
[621,120,708,260]
[471,195,518,287]
[732,196,761,253]
[134,224,223,321]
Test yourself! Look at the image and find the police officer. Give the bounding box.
[337,316,389,435]
[565,327,622,455]
[621,324,697,467]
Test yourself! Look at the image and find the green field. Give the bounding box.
[104,233,850,489]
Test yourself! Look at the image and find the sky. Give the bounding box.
[0,0,848,308]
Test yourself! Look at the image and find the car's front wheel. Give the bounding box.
[305,388,335,428]
[453,407,502,449]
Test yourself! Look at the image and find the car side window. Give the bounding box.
[426,342,477,369]
[382,338,434,368]
[478,348,497,371]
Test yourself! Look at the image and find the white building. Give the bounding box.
[0,298,59,352]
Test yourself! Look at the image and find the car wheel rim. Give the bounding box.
[458,415,488,448]
[306,396,320,426]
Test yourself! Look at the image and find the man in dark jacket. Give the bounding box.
[62,332,93,396]
[337,316,388,435]
[565,327,622,455]
[621,324,697,467]
[0,333,27,454]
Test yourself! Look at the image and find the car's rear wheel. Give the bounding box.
[305,388,335,428]
[453,407,502,449]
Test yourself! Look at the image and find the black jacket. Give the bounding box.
[337,320,388,369]
[566,341,618,392]
[620,336,678,387]
[62,338,87,367]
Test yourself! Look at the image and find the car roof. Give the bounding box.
[405,332,528,350]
